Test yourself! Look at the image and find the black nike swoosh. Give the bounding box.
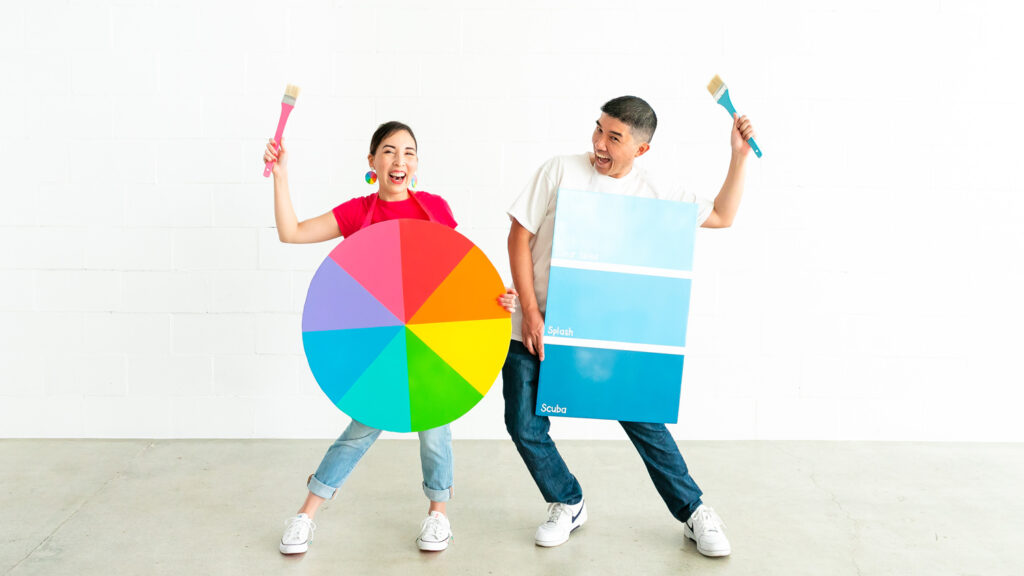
[571,500,585,523]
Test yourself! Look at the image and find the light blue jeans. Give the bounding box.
[306,419,453,503]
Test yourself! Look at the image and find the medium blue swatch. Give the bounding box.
[537,344,684,424]
[544,266,690,347]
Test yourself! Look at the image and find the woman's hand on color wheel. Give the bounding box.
[497,287,518,314]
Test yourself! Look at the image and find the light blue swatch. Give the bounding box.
[551,188,697,271]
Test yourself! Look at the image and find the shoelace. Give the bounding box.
[692,506,725,534]
[421,515,449,541]
[545,502,568,524]
[283,516,315,542]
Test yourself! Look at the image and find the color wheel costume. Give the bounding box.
[302,218,511,432]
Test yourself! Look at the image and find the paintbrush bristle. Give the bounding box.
[282,84,301,106]
[706,75,725,98]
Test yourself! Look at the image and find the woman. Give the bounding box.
[263,121,516,554]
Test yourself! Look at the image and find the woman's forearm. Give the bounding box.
[274,170,300,242]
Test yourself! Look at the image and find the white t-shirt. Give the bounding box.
[506,152,714,341]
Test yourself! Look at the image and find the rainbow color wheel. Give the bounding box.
[302,219,511,432]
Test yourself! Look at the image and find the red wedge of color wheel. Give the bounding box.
[301,219,511,432]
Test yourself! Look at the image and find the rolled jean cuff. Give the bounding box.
[307,474,337,500]
[682,499,705,523]
[422,482,452,503]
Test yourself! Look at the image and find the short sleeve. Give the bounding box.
[507,157,558,234]
[332,196,367,238]
[664,187,714,227]
[684,191,714,227]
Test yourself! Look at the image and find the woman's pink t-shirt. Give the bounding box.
[331,191,458,237]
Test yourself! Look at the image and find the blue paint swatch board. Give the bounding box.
[536,188,697,423]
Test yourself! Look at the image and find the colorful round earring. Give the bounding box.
[410,174,417,189]
[365,170,377,185]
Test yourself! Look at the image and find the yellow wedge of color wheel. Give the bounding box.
[406,318,512,395]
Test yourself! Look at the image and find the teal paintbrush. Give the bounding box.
[707,75,762,158]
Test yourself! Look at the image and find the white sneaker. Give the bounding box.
[684,504,730,557]
[416,511,452,551]
[280,513,316,554]
[534,500,587,547]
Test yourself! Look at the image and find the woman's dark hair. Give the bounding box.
[369,121,417,155]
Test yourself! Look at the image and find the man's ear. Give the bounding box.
[634,142,650,158]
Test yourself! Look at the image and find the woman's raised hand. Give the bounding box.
[264,138,288,176]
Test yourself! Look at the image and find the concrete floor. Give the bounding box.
[1,440,1022,576]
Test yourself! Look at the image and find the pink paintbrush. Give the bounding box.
[263,84,300,177]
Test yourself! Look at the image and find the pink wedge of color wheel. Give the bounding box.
[301,219,512,432]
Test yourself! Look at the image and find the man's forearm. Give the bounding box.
[711,153,748,228]
[508,226,539,313]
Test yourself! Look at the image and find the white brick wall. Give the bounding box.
[2,1,1022,440]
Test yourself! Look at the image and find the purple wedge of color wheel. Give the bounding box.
[302,257,403,332]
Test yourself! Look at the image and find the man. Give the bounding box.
[502,95,756,557]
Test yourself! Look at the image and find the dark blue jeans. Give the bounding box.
[502,340,704,523]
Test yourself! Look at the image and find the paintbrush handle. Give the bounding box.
[747,137,762,158]
[745,138,761,157]
[264,103,294,177]
[718,98,762,158]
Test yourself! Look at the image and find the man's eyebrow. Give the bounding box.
[595,120,624,138]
